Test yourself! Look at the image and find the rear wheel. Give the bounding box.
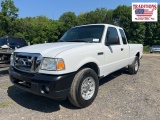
[128,56,139,74]
[68,68,99,108]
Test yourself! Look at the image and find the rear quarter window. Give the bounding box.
[119,29,127,45]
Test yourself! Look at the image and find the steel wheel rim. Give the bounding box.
[81,77,95,100]
[135,60,138,71]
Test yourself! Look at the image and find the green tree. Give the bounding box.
[1,0,18,19]
[19,16,53,44]
[86,8,108,24]
[113,5,145,44]
[0,0,19,36]
[143,5,160,46]
[16,16,66,44]
[77,8,111,25]
[59,12,77,30]
[153,5,160,45]
[77,13,88,25]
[104,10,114,24]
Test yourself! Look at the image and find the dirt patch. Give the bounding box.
[0,56,160,120]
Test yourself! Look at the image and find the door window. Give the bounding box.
[105,27,120,45]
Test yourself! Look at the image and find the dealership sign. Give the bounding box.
[132,2,157,22]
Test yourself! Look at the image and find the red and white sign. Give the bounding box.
[132,2,157,22]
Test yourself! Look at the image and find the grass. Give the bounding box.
[0,101,13,108]
[143,45,151,53]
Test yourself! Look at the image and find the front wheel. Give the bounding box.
[128,56,139,74]
[68,68,99,108]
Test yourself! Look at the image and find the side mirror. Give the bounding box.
[106,37,119,46]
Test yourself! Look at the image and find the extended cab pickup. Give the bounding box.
[9,24,143,108]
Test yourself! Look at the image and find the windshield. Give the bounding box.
[60,25,104,43]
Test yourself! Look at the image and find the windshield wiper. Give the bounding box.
[58,40,65,42]
[58,39,93,43]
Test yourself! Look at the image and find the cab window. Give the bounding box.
[105,27,120,45]
[119,29,127,45]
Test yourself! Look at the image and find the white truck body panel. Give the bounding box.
[14,24,143,77]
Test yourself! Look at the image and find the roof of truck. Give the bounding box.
[74,24,123,29]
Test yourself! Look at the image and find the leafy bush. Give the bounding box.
[143,45,150,53]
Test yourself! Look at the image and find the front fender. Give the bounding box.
[76,57,99,70]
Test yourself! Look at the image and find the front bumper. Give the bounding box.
[0,50,12,63]
[0,49,14,55]
[9,67,76,100]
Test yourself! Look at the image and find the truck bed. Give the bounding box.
[129,44,143,59]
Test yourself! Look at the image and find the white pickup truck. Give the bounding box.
[9,24,143,108]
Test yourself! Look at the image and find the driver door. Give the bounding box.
[103,27,125,75]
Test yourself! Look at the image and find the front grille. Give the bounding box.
[13,52,42,73]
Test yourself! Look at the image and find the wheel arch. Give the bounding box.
[77,62,100,77]
[136,52,140,58]
[135,52,140,66]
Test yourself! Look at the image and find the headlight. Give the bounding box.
[41,58,65,71]
[10,54,14,66]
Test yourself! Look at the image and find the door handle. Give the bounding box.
[98,52,104,55]
[121,48,124,51]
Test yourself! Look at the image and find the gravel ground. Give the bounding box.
[0,55,160,120]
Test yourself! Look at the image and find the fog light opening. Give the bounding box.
[40,85,50,94]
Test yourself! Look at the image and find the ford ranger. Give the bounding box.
[9,24,143,108]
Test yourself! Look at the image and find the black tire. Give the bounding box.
[128,56,139,75]
[68,68,99,108]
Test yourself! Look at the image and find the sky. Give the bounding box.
[0,0,160,20]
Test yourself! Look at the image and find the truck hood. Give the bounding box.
[15,42,94,57]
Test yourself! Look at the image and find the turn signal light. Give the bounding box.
[56,60,65,70]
